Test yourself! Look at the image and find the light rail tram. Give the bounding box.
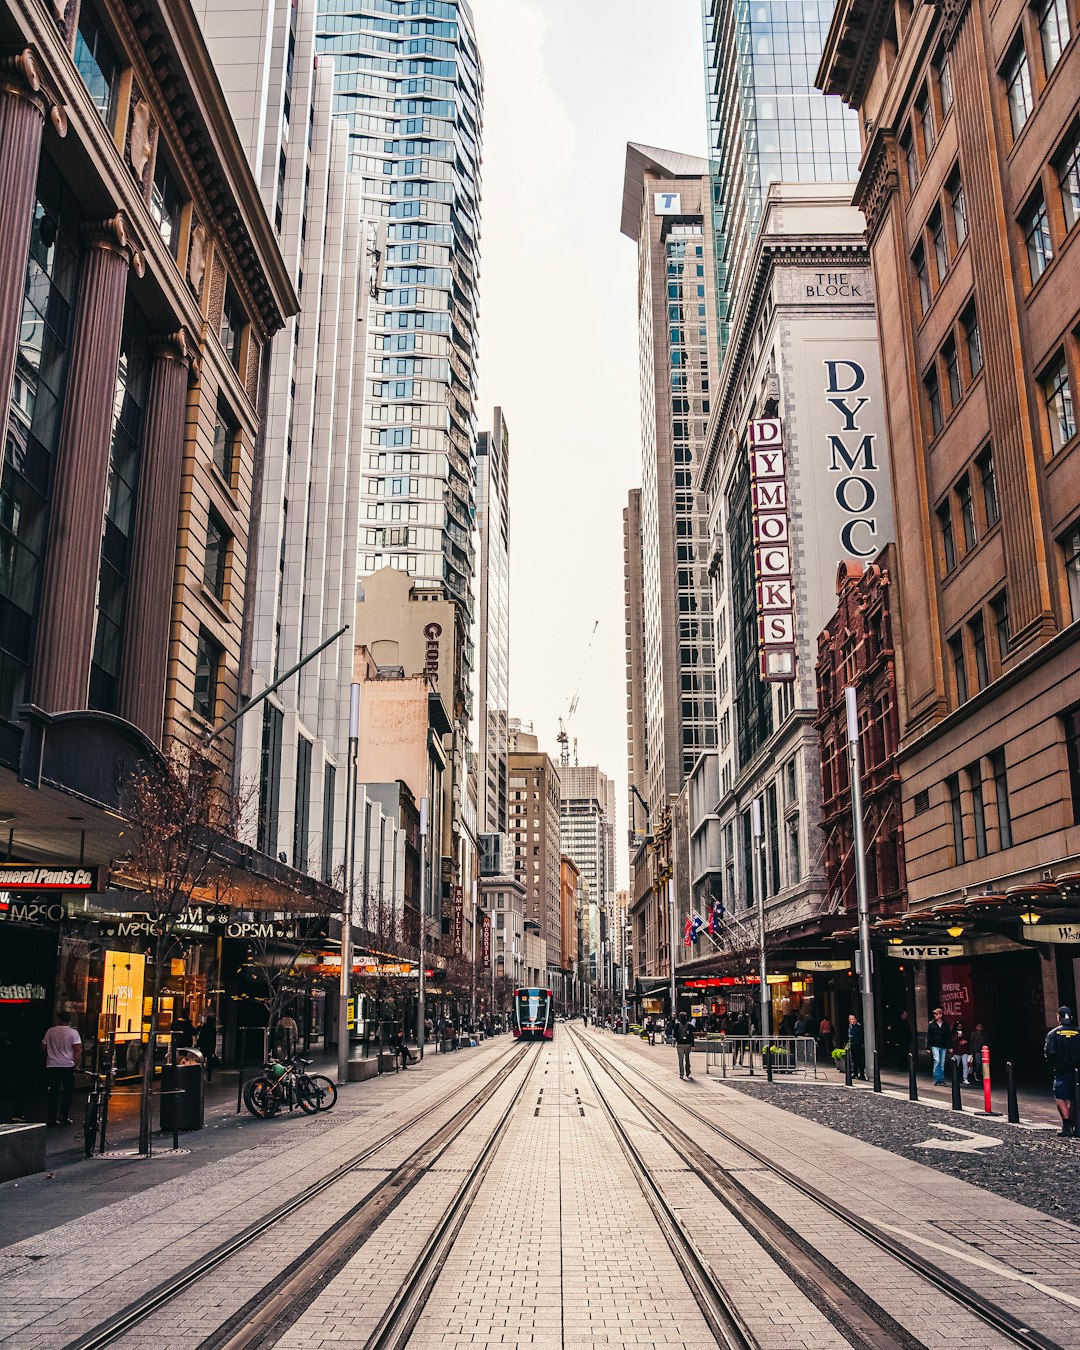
[511,987,554,1040]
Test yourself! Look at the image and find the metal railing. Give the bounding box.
[700,1034,819,1079]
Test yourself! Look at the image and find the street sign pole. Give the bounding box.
[337,682,360,1086]
[752,797,769,1040]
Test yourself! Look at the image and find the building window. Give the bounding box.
[293,735,312,873]
[936,50,954,118]
[203,508,230,600]
[947,167,967,245]
[926,365,943,435]
[219,284,245,370]
[901,126,919,192]
[1004,39,1034,138]
[944,338,963,410]
[1059,125,1080,232]
[74,3,119,129]
[213,400,238,484]
[970,611,990,689]
[949,633,969,703]
[969,764,988,857]
[322,762,336,882]
[1038,0,1070,75]
[977,447,999,524]
[917,88,936,156]
[991,589,1011,659]
[929,206,949,281]
[275,148,287,233]
[957,473,976,549]
[948,774,965,863]
[258,701,284,857]
[193,628,223,723]
[913,243,931,315]
[962,303,983,380]
[1065,527,1080,620]
[989,748,1013,848]
[938,501,956,572]
[1022,192,1053,282]
[150,154,182,258]
[1042,351,1076,453]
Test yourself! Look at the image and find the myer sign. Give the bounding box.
[1021,924,1080,945]
[886,944,965,960]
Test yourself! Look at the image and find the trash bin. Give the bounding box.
[160,1049,205,1131]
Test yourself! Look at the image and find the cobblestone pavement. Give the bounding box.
[3,1026,1079,1349]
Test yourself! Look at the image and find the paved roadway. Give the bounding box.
[0,1026,1076,1350]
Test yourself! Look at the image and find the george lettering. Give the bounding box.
[423,621,442,680]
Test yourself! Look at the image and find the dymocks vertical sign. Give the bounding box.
[748,418,797,681]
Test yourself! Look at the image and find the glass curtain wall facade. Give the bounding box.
[476,407,510,836]
[702,0,860,351]
[316,0,483,650]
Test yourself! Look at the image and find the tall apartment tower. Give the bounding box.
[315,3,483,651]
[476,408,511,837]
[195,0,383,884]
[621,146,719,825]
[702,0,861,353]
[508,746,563,981]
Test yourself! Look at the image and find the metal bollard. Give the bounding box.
[844,1047,853,1087]
[873,1051,882,1094]
[951,1056,963,1111]
[1072,1068,1080,1137]
[981,1044,992,1114]
[766,1047,773,1083]
[1006,1062,1020,1124]
[908,1051,919,1102]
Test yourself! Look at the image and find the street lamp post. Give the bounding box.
[751,796,770,1040]
[337,682,360,1085]
[667,872,677,1023]
[845,686,876,1067]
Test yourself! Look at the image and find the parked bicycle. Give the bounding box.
[82,1068,109,1157]
[242,1056,337,1118]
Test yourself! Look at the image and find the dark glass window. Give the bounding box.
[1038,0,1070,75]
[213,400,238,484]
[293,735,312,872]
[74,3,119,129]
[962,303,983,379]
[258,701,284,856]
[0,156,78,721]
[938,501,956,572]
[917,88,936,156]
[948,773,965,863]
[1004,39,1033,138]
[203,508,229,600]
[949,633,968,703]
[1023,192,1053,282]
[913,243,931,315]
[937,52,954,116]
[901,126,918,192]
[89,299,149,713]
[970,612,989,689]
[958,474,976,549]
[219,284,245,369]
[322,762,336,882]
[991,589,1011,659]
[1043,351,1076,452]
[926,366,943,435]
[944,338,963,409]
[989,748,1013,848]
[1059,125,1080,231]
[977,447,999,524]
[929,206,949,282]
[767,782,780,896]
[969,764,988,857]
[193,627,223,723]
[947,167,967,245]
[150,154,182,258]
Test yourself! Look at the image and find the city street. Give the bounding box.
[2,1026,1077,1349]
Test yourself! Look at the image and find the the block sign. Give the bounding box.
[748,418,797,681]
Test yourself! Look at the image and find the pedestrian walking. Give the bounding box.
[951,1020,972,1085]
[172,1009,195,1050]
[847,1013,866,1080]
[818,1016,834,1063]
[646,1017,657,1046]
[970,1023,987,1080]
[674,1013,695,1079]
[730,1009,749,1066]
[196,1015,218,1081]
[926,1007,952,1085]
[1044,1006,1080,1137]
[274,1013,299,1061]
[42,1010,81,1126]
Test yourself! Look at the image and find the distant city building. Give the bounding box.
[477,408,511,837]
[559,765,616,991]
[560,854,581,1006]
[508,745,563,986]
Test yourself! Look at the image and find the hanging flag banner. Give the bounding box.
[748,418,797,681]
[481,912,491,968]
[451,884,464,956]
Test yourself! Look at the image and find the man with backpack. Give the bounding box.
[674,1013,695,1079]
[1045,1006,1080,1137]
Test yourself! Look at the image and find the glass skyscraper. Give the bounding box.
[316,0,483,636]
[702,0,860,350]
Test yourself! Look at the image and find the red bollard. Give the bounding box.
[981,1044,991,1114]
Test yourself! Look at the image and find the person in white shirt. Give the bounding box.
[42,1011,81,1126]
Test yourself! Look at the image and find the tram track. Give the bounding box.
[572,1028,1060,1350]
[65,1040,536,1350]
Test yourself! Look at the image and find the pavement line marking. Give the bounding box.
[875,1222,1080,1311]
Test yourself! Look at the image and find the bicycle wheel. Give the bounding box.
[83,1095,99,1158]
[298,1074,337,1112]
[243,1075,279,1118]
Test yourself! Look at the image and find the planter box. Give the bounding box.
[377,1052,398,1074]
[0,1123,46,1182]
[347,1059,379,1082]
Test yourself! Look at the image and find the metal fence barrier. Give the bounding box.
[701,1035,819,1079]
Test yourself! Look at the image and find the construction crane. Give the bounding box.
[557,620,599,768]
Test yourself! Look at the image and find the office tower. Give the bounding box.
[702,0,861,352]
[623,489,647,841]
[477,407,511,837]
[315,2,483,638]
[508,746,563,979]
[559,765,616,992]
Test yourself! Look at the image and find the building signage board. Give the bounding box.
[885,944,965,960]
[1021,923,1080,945]
[481,912,491,968]
[654,191,682,214]
[796,959,851,972]
[748,417,796,680]
[451,884,464,956]
[0,865,96,889]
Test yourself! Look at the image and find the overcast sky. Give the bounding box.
[469,0,708,886]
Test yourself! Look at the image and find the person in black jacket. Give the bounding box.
[674,1013,695,1079]
[847,1013,866,1080]
[1045,1006,1080,1137]
[926,1007,952,1085]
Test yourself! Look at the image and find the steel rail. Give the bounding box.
[571,1035,760,1349]
[575,1029,1062,1350]
[65,1040,530,1350]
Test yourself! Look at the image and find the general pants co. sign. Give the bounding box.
[748,418,796,681]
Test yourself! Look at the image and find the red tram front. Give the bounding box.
[512,987,554,1040]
